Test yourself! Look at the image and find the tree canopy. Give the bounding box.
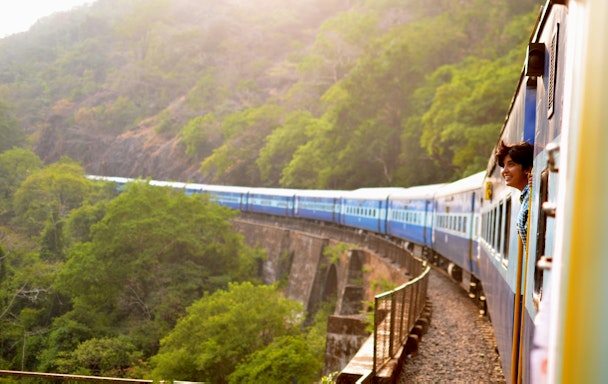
[0,0,542,187]
[151,282,317,384]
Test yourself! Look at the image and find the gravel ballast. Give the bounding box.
[398,268,506,383]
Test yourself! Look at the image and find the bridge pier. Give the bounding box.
[232,216,414,378]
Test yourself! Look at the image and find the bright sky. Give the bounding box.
[0,0,93,38]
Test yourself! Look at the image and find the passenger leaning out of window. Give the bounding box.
[494,140,534,249]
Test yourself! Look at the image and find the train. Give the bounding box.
[90,0,608,382]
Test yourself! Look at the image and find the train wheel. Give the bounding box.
[447,262,463,282]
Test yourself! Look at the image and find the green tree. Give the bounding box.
[65,201,108,243]
[151,282,304,383]
[420,54,521,177]
[0,102,24,152]
[12,159,93,259]
[200,105,284,185]
[47,182,262,371]
[180,114,222,158]
[0,148,42,219]
[228,335,322,384]
[257,110,315,186]
[279,116,335,189]
[55,336,142,377]
[0,244,60,371]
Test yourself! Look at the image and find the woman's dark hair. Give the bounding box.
[495,140,534,169]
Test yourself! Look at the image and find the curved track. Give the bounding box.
[398,268,505,382]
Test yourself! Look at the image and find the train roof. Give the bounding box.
[248,187,300,196]
[343,187,407,200]
[86,175,134,184]
[435,171,485,196]
[149,180,188,189]
[294,189,345,198]
[200,184,252,194]
[387,183,447,200]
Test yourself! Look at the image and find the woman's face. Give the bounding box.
[501,154,528,191]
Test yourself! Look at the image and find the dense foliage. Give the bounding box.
[0,155,273,378]
[0,0,542,187]
[151,282,324,383]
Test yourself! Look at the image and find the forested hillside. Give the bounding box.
[0,0,542,188]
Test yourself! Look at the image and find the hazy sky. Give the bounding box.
[0,0,93,38]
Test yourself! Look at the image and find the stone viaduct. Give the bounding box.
[233,213,420,376]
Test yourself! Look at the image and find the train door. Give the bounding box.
[423,199,432,246]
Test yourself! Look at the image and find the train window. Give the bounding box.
[548,24,559,119]
[503,199,511,260]
[496,203,503,253]
[492,208,498,250]
[488,209,496,247]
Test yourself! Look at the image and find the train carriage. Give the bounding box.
[478,68,537,382]
[339,188,400,234]
[386,184,445,248]
[432,172,485,280]
[200,184,250,211]
[478,1,572,382]
[247,187,297,216]
[294,189,342,223]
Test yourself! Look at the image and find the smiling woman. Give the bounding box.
[495,140,534,192]
[0,0,92,38]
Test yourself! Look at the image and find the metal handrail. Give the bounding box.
[0,370,160,383]
[373,261,430,373]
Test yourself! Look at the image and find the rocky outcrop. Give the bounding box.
[35,119,205,182]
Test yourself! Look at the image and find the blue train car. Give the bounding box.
[182,182,206,196]
[294,189,342,223]
[201,185,250,211]
[247,188,296,216]
[432,172,485,279]
[340,188,400,234]
[478,3,570,382]
[386,184,445,248]
[477,65,537,382]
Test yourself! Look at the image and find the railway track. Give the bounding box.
[398,268,505,383]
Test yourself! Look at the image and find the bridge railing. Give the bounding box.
[0,370,160,383]
[373,261,430,373]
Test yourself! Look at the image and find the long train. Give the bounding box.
[90,0,608,382]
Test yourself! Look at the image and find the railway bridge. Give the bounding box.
[234,213,431,382]
[0,212,429,384]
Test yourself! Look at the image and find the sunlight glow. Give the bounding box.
[0,0,92,38]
